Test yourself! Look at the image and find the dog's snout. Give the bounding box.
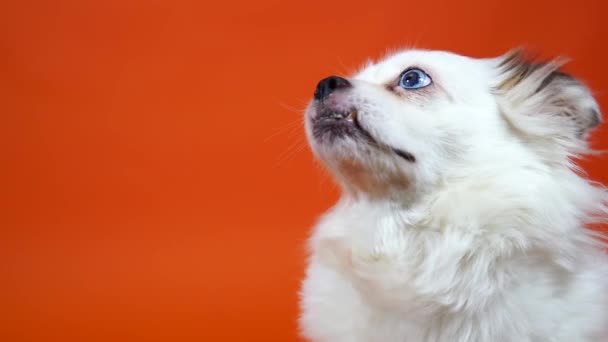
[314,76,351,101]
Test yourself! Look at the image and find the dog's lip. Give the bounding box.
[312,107,416,163]
[346,112,416,162]
[391,148,416,162]
[346,110,366,132]
[314,108,358,123]
[346,110,378,143]
[351,112,377,142]
[312,108,368,134]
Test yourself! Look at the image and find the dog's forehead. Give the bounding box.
[354,49,490,84]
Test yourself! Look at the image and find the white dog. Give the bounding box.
[300,48,608,342]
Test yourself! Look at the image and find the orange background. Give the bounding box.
[2,1,608,341]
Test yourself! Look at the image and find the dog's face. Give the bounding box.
[305,49,601,199]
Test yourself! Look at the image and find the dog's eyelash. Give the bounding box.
[399,66,423,76]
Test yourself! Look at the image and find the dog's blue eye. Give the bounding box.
[398,68,432,89]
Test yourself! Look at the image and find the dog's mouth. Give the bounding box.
[343,109,357,123]
[348,111,374,138]
[343,109,377,142]
[311,108,416,163]
[311,108,369,142]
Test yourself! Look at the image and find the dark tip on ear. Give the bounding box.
[535,71,574,93]
[497,49,550,91]
[498,48,524,68]
[577,109,601,138]
[589,109,601,129]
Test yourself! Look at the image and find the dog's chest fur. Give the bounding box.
[300,199,608,342]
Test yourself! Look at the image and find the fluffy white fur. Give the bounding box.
[300,49,608,342]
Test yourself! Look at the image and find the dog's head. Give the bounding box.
[305,49,601,200]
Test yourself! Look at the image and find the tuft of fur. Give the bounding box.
[300,48,608,342]
[494,49,601,166]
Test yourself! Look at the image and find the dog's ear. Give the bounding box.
[494,49,601,147]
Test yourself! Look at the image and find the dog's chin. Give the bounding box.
[322,150,414,199]
[307,111,372,169]
[306,109,413,197]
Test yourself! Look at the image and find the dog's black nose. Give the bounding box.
[314,76,351,101]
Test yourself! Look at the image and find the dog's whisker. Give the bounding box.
[264,118,304,143]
